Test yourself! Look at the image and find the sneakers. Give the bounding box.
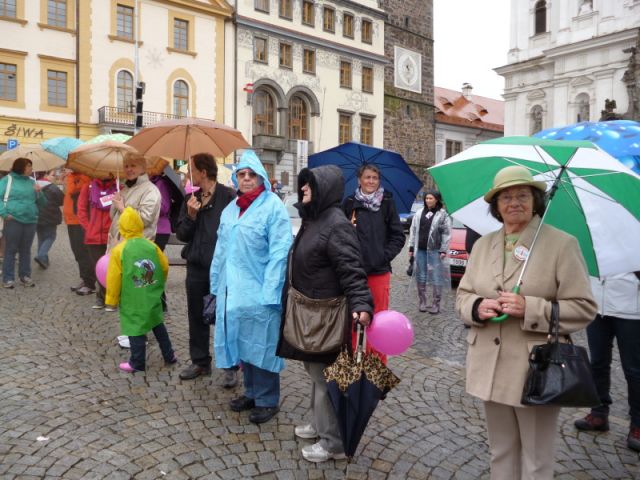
[222,368,238,388]
[179,364,212,380]
[2,280,15,289]
[118,362,142,373]
[295,424,318,439]
[76,286,95,296]
[70,281,84,292]
[249,406,279,424]
[628,425,640,452]
[574,413,610,432]
[117,336,130,348]
[301,442,346,463]
[92,303,105,310]
[104,305,118,312]
[19,276,35,287]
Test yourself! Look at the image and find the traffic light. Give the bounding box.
[135,82,145,129]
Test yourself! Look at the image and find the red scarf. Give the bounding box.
[236,184,265,217]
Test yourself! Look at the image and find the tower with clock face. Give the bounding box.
[381,0,435,180]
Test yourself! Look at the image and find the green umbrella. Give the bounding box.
[85,133,131,144]
[429,136,640,283]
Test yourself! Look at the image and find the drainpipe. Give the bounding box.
[75,0,80,139]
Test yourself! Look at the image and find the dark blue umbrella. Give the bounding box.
[308,142,423,213]
[534,120,640,174]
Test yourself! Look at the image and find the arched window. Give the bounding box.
[534,1,546,35]
[173,80,189,117]
[117,70,133,111]
[530,105,543,134]
[254,89,276,135]
[288,95,308,140]
[576,93,590,122]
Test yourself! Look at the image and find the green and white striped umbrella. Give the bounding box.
[429,136,640,277]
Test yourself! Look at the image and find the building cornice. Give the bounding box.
[236,15,388,64]
[543,27,639,59]
[152,0,233,17]
[331,0,386,19]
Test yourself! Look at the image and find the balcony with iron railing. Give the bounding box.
[97,106,210,131]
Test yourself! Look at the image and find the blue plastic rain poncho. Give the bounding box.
[210,151,292,373]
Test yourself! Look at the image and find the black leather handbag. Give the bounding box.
[521,302,599,407]
[202,294,216,325]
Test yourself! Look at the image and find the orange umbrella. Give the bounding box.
[125,118,250,160]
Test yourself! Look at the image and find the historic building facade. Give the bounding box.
[0,0,231,151]
[434,84,504,164]
[381,0,434,181]
[225,0,386,190]
[495,0,640,136]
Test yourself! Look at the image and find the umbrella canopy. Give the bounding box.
[66,141,166,179]
[308,142,423,213]
[534,120,640,174]
[125,118,250,160]
[86,133,132,144]
[41,137,84,161]
[428,136,640,277]
[323,327,400,460]
[0,144,65,172]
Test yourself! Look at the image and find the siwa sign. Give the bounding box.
[3,123,45,139]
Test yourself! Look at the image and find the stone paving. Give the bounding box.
[0,227,638,479]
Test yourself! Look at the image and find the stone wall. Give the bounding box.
[382,0,435,186]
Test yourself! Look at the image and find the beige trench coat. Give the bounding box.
[456,215,597,407]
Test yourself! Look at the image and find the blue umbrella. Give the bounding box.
[41,137,84,161]
[308,142,423,213]
[534,120,640,174]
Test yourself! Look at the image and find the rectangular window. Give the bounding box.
[279,42,292,69]
[445,139,462,159]
[303,49,315,74]
[255,0,269,13]
[340,61,352,89]
[302,0,314,26]
[48,0,67,27]
[362,66,373,93]
[116,4,134,39]
[254,37,268,63]
[360,117,373,145]
[47,69,67,107]
[361,19,372,44]
[279,0,292,19]
[343,13,354,38]
[0,0,17,17]
[323,7,335,33]
[339,113,352,144]
[0,62,17,101]
[174,18,189,50]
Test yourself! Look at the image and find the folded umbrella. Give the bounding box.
[0,144,65,172]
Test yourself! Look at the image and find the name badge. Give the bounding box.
[513,245,529,261]
[100,193,115,207]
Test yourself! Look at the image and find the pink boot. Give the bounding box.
[119,362,137,373]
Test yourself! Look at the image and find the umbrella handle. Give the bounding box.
[489,284,520,323]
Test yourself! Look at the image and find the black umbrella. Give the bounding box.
[323,325,400,461]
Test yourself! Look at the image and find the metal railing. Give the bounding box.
[97,106,206,128]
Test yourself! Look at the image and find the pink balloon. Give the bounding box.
[96,254,110,288]
[366,310,414,356]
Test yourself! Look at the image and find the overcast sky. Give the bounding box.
[433,0,510,100]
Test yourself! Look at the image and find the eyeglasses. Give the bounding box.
[236,170,257,179]
[498,193,533,204]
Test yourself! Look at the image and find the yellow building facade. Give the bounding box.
[0,0,232,151]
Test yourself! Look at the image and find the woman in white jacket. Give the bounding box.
[407,190,451,313]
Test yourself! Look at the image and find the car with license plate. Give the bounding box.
[447,218,468,282]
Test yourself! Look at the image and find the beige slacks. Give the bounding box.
[484,401,560,480]
[303,361,343,453]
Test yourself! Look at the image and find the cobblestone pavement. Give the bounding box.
[0,229,638,479]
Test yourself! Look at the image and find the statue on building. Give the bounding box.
[600,99,622,121]
[578,0,593,16]
[621,30,640,121]
[531,106,543,134]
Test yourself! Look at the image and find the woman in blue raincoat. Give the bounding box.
[210,150,292,424]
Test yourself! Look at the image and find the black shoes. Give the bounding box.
[574,413,610,432]
[249,406,279,424]
[229,396,255,412]
[628,425,640,452]
[179,364,212,380]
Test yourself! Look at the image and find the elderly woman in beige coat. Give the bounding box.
[456,165,597,480]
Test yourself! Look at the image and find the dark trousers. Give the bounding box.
[155,233,170,311]
[67,224,95,287]
[587,314,640,426]
[129,323,174,371]
[185,273,212,367]
[2,220,36,282]
[35,224,58,265]
[86,244,107,304]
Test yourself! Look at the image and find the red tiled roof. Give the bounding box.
[434,86,504,133]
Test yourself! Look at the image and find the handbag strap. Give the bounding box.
[547,301,560,343]
[3,174,12,206]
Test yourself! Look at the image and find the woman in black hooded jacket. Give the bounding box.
[277,165,373,463]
